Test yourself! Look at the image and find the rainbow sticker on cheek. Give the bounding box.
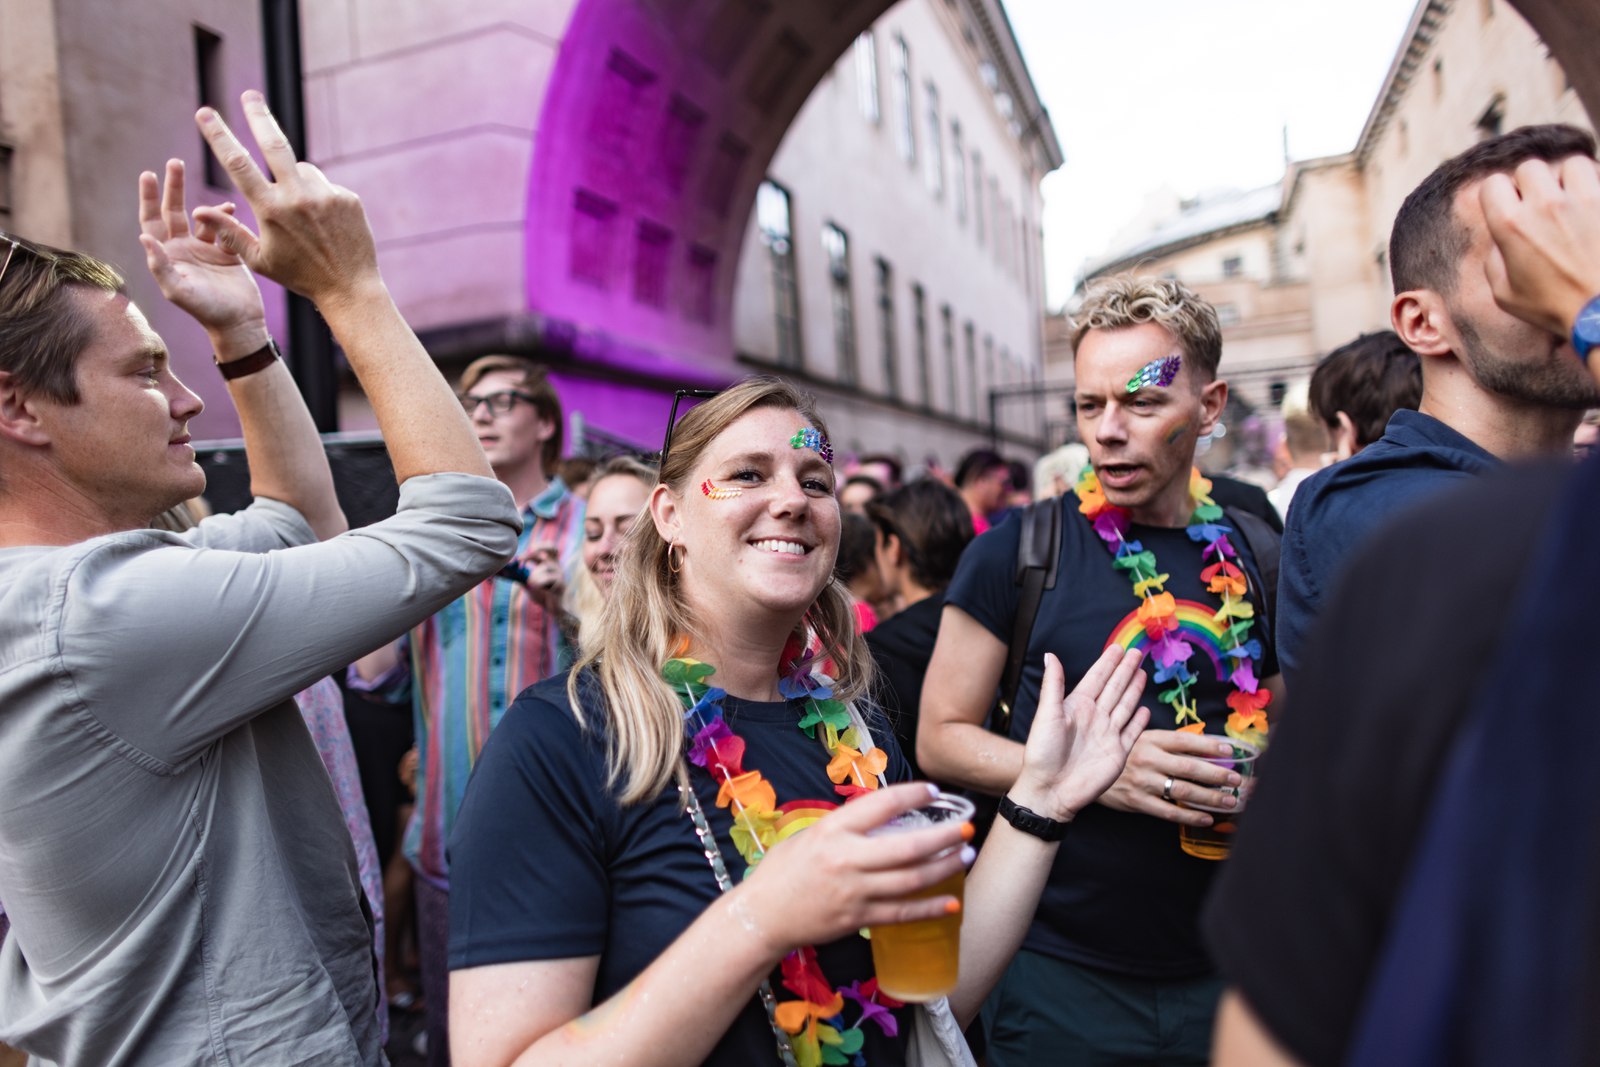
[789,427,834,464]
[1127,354,1182,394]
[700,479,743,500]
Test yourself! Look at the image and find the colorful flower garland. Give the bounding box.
[1075,466,1270,747]
[665,640,900,1067]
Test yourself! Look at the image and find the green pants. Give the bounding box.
[982,949,1223,1066]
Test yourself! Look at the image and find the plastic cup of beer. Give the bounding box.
[867,792,975,1002]
[1178,739,1261,861]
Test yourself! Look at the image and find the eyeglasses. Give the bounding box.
[660,388,721,470]
[0,234,25,293]
[459,389,537,417]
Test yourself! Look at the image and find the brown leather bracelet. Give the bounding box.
[215,338,281,381]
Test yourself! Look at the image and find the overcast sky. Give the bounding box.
[1004,0,1420,308]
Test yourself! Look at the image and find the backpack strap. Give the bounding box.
[994,498,1062,736]
[1223,505,1281,647]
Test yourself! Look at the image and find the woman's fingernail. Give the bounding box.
[960,845,977,866]
[944,899,962,915]
[927,783,941,799]
[1227,773,1242,786]
[1216,742,1235,755]
[960,821,975,842]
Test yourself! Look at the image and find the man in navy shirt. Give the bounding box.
[920,274,1283,1065]
[1277,124,1600,683]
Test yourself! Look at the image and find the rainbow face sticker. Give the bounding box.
[789,427,834,465]
[1127,354,1182,394]
[700,479,742,500]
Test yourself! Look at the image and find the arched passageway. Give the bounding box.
[306,0,1599,446]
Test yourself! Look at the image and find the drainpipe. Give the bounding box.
[260,0,338,431]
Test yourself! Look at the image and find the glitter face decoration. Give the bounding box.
[700,479,742,500]
[789,427,834,465]
[1127,354,1182,394]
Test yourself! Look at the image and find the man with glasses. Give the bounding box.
[388,353,582,1065]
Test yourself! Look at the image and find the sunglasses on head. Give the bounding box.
[659,388,722,471]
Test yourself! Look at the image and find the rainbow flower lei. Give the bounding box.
[665,641,901,1067]
[1075,466,1270,746]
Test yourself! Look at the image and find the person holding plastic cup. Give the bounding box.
[448,377,1150,1067]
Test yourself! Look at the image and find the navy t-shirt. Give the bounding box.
[448,671,913,1066]
[1276,410,1499,685]
[945,500,1278,978]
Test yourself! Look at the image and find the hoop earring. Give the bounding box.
[668,543,684,575]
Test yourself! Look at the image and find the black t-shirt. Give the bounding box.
[866,593,946,780]
[1201,461,1568,1066]
[945,500,1278,978]
[448,672,914,1067]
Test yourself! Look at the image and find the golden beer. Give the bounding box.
[1179,811,1239,860]
[1178,740,1260,861]
[869,870,965,1002]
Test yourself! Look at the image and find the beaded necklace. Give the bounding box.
[665,641,903,1067]
[1074,466,1270,745]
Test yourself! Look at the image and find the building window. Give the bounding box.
[194,25,227,188]
[989,178,1002,263]
[972,151,985,246]
[912,284,931,407]
[823,222,857,385]
[854,32,880,124]
[923,82,944,197]
[964,321,978,419]
[983,334,995,420]
[1433,58,1444,99]
[875,257,899,399]
[951,122,967,223]
[1221,255,1243,279]
[758,180,802,368]
[891,35,916,164]
[1216,303,1241,326]
[941,304,957,413]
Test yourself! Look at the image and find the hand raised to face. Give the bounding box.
[1479,155,1600,337]
[191,90,380,308]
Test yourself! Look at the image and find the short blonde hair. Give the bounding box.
[1071,274,1222,382]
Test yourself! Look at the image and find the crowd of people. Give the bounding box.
[1,87,1599,1067]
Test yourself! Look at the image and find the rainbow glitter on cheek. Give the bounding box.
[1165,422,1191,444]
[789,427,834,464]
[700,479,743,500]
[1127,354,1182,394]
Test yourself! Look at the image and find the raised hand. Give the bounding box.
[192,90,379,307]
[1010,648,1150,823]
[1479,155,1600,337]
[138,160,267,357]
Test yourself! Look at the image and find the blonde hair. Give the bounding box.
[568,377,872,805]
[1071,273,1223,382]
[568,454,659,649]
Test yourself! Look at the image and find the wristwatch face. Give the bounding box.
[1576,297,1600,358]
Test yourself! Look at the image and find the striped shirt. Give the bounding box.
[404,477,585,885]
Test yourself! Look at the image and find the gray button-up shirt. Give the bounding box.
[0,473,518,1066]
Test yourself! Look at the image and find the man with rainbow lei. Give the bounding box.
[920,274,1282,1066]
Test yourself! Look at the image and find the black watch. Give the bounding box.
[997,795,1069,841]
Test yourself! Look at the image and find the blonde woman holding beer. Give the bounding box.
[447,378,1149,1067]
